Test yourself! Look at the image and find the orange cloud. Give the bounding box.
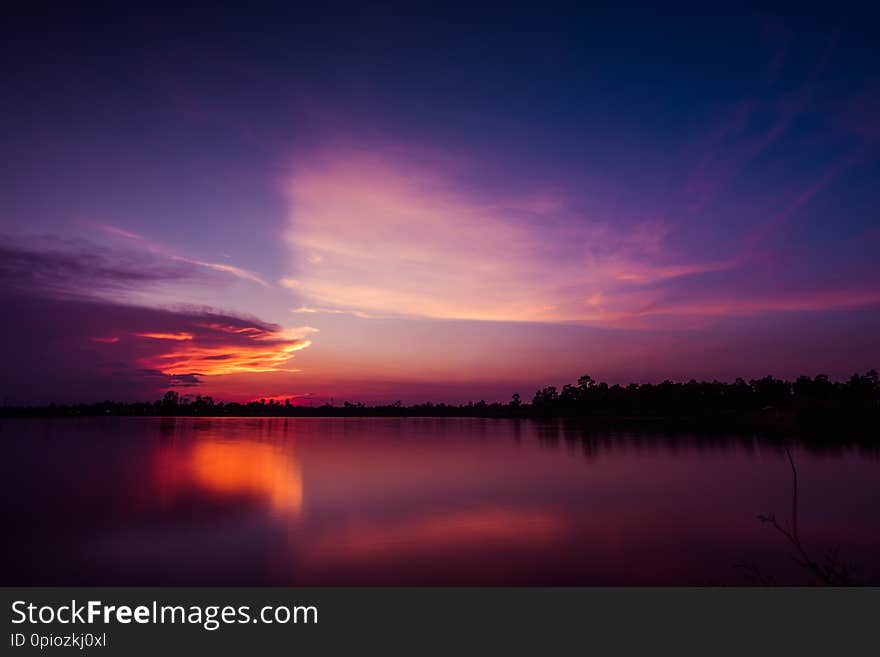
[134,322,315,377]
[134,332,194,341]
[143,341,310,376]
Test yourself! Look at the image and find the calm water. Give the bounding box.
[2,417,879,585]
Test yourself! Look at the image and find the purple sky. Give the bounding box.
[1,5,879,403]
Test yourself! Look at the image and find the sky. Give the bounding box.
[2,3,879,404]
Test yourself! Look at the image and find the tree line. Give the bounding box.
[2,370,878,435]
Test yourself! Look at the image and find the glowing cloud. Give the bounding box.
[283,149,880,330]
[136,324,314,376]
[282,150,738,327]
[134,332,194,341]
[0,238,316,400]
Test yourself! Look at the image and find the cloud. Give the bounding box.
[281,142,880,330]
[0,290,313,402]
[134,332,194,341]
[282,149,732,326]
[291,305,371,319]
[133,320,313,376]
[137,369,203,388]
[87,223,271,287]
[0,236,210,300]
[170,255,270,287]
[577,288,880,331]
[745,147,868,248]
[1,234,274,305]
[90,223,146,241]
[0,239,313,403]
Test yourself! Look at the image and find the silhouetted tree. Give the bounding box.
[2,370,878,436]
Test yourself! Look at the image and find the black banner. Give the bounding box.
[2,587,876,655]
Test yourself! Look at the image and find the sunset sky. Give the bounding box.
[2,4,879,404]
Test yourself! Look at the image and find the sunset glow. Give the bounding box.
[134,326,314,377]
[1,5,877,404]
[189,441,303,513]
[154,439,304,514]
[4,4,880,604]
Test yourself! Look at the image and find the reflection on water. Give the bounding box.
[303,507,569,563]
[2,417,879,585]
[155,440,303,514]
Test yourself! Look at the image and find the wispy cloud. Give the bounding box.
[291,305,372,319]
[281,85,880,333]
[281,150,747,327]
[90,222,146,241]
[745,147,867,248]
[170,255,270,287]
[0,236,208,300]
[88,222,270,288]
[575,287,880,330]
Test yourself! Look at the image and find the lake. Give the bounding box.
[2,417,878,585]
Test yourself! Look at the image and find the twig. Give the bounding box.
[756,448,853,585]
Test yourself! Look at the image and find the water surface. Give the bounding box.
[2,417,878,585]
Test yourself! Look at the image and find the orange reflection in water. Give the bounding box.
[190,442,303,513]
[155,440,303,515]
[304,507,568,561]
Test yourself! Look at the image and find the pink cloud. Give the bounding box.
[282,149,735,326]
[279,139,880,334]
[90,223,146,241]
